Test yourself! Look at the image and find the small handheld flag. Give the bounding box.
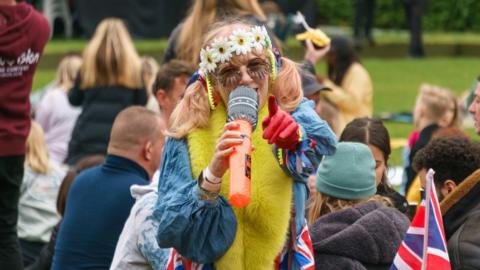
[390,169,451,270]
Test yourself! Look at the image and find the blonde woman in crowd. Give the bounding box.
[65,18,147,166]
[35,54,82,164]
[18,121,66,268]
[162,0,275,65]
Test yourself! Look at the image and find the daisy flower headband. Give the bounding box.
[198,25,273,76]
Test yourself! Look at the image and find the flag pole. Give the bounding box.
[422,169,435,270]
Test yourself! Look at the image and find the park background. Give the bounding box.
[32,0,480,168]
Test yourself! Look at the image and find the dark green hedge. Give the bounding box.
[317,0,480,32]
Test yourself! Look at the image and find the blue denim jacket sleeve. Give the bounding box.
[293,99,337,156]
[275,99,337,184]
[153,138,237,264]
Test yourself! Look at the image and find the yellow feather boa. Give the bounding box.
[187,102,293,269]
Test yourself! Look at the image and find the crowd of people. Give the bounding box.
[1,0,480,270]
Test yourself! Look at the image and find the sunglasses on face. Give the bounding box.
[214,58,271,88]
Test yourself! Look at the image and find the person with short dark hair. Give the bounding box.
[153,60,195,123]
[52,106,165,270]
[413,137,480,269]
[0,1,50,268]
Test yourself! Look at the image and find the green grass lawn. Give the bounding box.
[315,57,480,165]
[42,39,168,55]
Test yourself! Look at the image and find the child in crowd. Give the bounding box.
[18,121,66,267]
[404,84,454,195]
[299,68,340,135]
[340,117,409,214]
[308,142,410,270]
[25,155,105,270]
[35,54,82,164]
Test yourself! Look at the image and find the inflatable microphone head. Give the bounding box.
[227,86,259,130]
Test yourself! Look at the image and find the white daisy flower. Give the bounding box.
[251,26,266,52]
[200,47,217,74]
[230,28,253,55]
[211,37,233,63]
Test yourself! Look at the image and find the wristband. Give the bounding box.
[205,167,222,184]
[198,170,221,194]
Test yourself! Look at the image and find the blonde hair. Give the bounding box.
[439,90,459,128]
[416,84,454,124]
[307,191,393,225]
[176,0,266,65]
[55,54,82,91]
[80,18,142,89]
[167,22,302,138]
[26,121,50,174]
[140,56,160,96]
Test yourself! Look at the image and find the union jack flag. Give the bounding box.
[275,222,315,270]
[292,223,315,270]
[165,222,315,270]
[390,169,451,270]
[165,249,212,270]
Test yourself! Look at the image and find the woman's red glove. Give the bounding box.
[262,96,300,150]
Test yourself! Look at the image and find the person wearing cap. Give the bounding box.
[308,142,410,270]
[301,68,331,105]
[300,68,341,135]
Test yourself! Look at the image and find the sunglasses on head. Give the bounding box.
[214,58,271,88]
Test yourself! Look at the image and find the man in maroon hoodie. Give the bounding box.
[0,1,49,268]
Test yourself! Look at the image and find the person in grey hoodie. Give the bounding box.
[308,142,410,270]
[110,172,169,270]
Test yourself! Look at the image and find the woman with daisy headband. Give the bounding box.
[153,20,337,269]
